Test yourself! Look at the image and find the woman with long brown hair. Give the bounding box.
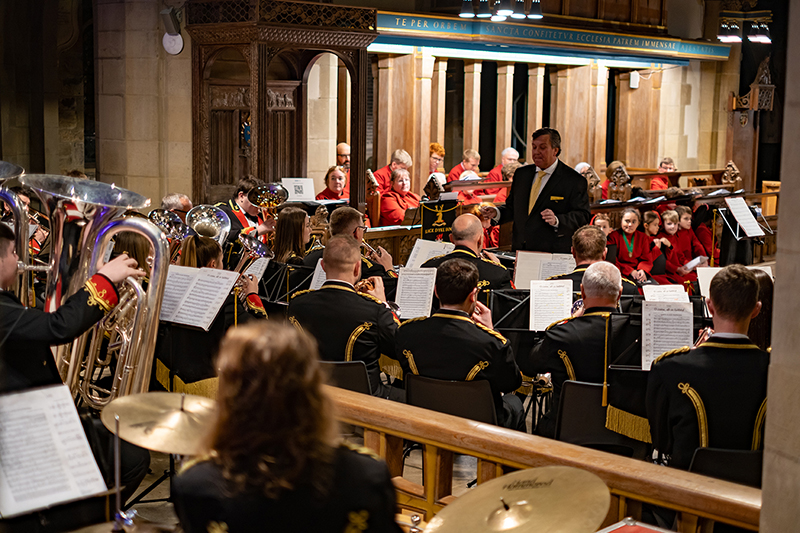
[273,206,312,264]
[172,322,402,533]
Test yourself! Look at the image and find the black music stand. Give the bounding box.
[716,201,772,266]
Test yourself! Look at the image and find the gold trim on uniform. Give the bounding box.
[207,521,229,533]
[697,341,761,350]
[466,360,490,381]
[605,405,652,444]
[344,510,370,533]
[346,322,372,362]
[679,382,709,448]
[403,349,419,375]
[480,256,507,269]
[84,278,112,313]
[322,284,356,294]
[654,345,691,364]
[477,280,490,288]
[399,316,427,327]
[290,289,313,300]
[474,322,507,344]
[341,440,382,461]
[288,316,304,333]
[431,312,473,323]
[752,398,767,450]
[558,349,576,381]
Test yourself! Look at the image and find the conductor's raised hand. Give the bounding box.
[479,205,499,221]
[98,254,145,284]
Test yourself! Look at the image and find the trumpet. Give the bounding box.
[354,278,375,292]
[362,239,381,257]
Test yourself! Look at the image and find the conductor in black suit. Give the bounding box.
[484,128,591,253]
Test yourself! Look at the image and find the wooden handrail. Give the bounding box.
[330,387,761,531]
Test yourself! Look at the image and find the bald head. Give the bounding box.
[450,214,483,251]
[336,143,351,170]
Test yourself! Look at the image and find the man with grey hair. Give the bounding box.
[161,193,192,222]
[421,213,512,292]
[483,147,520,195]
[519,261,629,438]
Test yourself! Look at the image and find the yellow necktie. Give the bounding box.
[528,170,546,214]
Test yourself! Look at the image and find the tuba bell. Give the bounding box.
[19,174,169,409]
[186,204,231,245]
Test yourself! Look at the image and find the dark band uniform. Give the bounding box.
[646,335,769,470]
[173,443,403,533]
[518,308,636,438]
[395,309,524,430]
[547,263,639,296]
[304,247,398,294]
[288,280,399,398]
[421,245,512,292]
[215,199,266,270]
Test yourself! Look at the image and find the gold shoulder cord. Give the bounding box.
[466,360,490,381]
[752,398,767,450]
[679,382,709,448]
[403,349,419,375]
[345,322,372,362]
[558,349,576,381]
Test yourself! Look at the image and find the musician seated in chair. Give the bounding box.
[172,322,403,533]
[215,176,276,270]
[396,258,526,432]
[0,223,150,506]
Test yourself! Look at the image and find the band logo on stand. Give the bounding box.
[421,200,458,241]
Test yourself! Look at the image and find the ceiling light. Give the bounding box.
[459,0,476,18]
[528,0,543,19]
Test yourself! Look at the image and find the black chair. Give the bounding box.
[320,360,372,395]
[689,448,763,488]
[555,380,648,459]
[606,243,618,264]
[651,250,667,275]
[406,374,497,424]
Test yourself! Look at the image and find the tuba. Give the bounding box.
[19,174,169,409]
[186,204,231,245]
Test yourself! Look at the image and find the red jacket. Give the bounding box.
[694,224,720,264]
[482,165,504,195]
[373,165,393,194]
[607,229,653,277]
[483,225,500,248]
[650,174,669,190]
[316,188,346,201]
[378,190,420,227]
[447,163,466,183]
[494,186,509,204]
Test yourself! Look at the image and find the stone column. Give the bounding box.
[306,53,338,193]
[527,64,545,162]
[588,62,608,170]
[495,63,514,163]
[463,60,481,152]
[376,55,395,168]
[412,48,434,193]
[431,58,448,144]
[337,62,351,145]
[761,2,800,530]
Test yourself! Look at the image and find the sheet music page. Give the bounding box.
[309,258,327,290]
[0,385,106,518]
[396,268,437,319]
[171,268,239,331]
[405,240,455,269]
[724,197,765,237]
[529,280,573,331]
[539,254,576,279]
[514,252,551,288]
[641,301,693,370]
[244,257,269,280]
[696,267,721,298]
[160,265,198,321]
[643,285,690,303]
[683,256,708,271]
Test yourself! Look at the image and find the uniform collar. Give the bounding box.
[321,279,356,293]
[583,306,616,315]
[432,308,473,323]
[452,245,478,258]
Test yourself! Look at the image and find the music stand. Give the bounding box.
[717,198,772,266]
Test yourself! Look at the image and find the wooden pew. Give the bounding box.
[330,387,761,532]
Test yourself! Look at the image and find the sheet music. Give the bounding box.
[0,385,106,518]
[698,265,774,299]
[396,268,437,319]
[683,256,708,271]
[310,258,327,290]
[406,240,455,269]
[515,252,549,288]
[163,267,239,330]
[529,280,573,331]
[724,197,765,237]
[642,301,693,370]
[538,254,576,279]
[160,265,197,320]
[643,285,690,303]
[244,257,269,280]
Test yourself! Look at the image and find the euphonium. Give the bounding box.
[19,174,169,409]
[149,208,195,263]
[247,183,289,218]
[186,204,231,245]
[233,232,274,274]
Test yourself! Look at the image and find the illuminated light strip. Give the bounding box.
[420,46,591,65]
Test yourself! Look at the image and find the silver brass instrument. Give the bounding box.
[149,208,195,263]
[233,232,274,274]
[186,204,231,245]
[19,174,168,409]
[247,183,289,219]
[362,238,381,257]
[0,161,38,306]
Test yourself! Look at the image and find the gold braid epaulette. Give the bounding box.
[425,254,446,263]
[480,257,507,269]
[545,316,574,330]
[357,292,384,306]
[84,278,112,313]
[290,289,313,300]
[653,345,691,364]
[341,440,382,461]
[475,322,507,344]
[399,316,428,327]
[245,296,268,318]
[178,453,214,474]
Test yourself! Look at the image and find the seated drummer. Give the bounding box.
[289,235,403,401]
[519,262,630,438]
[646,265,770,470]
[396,258,525,432]
[421,213,512,293]
[215,176,276,269]
[172,322,403,533]
[378,168,420,227]
[0,223,150,505]
[547,225,638,297]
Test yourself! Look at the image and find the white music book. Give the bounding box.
[529,280,573,331]
[641,301,693,370]
[160,265,240,331]
[697,265,773,299]
[724,197,765,237]
[396,267,437,319]
[244,257,269,280]
[642,285,690,303]
[0,385,107,518]
[515,252,576,288]
[682,256,708,271]
[406,239,455,269]
[310,258,327,290]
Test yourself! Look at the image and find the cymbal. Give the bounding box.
[425,466,610,533]
[101,392,216,455]
[68,519,176,532]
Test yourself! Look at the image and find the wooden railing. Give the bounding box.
[330,387,761,532]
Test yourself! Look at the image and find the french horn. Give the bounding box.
[186,204,231,245]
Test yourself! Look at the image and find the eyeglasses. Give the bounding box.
[355,225,368,232]
[431,156,444,162]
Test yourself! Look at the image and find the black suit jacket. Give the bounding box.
[497,160,591,253]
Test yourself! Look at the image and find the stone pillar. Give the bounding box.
[616,69,662,169]
[376,55,395,168]
[431,58,447,144]
[761,2,800,530]
[463,60,481,152]
[337,61,351,145]
[495,63,514,164]
[588,62,608,170]
[412,48,434,193]
[306,53,338,193]
[527,64,545,163]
